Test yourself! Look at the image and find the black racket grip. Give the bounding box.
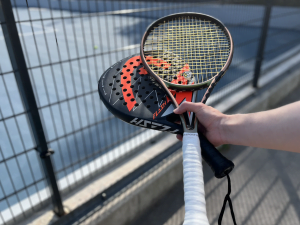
[199,133,234,178]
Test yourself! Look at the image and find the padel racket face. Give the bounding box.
[98,54,234,179]
[98,54,196,134]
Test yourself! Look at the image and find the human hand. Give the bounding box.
[173,102,228,146]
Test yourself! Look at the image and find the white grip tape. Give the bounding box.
[182,132,210,225]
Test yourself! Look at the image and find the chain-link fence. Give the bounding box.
[1,0,300,224]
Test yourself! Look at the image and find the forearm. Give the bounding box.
[222,101,300,152]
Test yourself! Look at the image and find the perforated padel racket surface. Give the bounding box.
[98,54,234,179]
[140,13,234,225]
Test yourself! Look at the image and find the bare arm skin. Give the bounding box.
[174,101,300,153]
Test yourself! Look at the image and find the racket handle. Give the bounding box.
[182,133,209,225]
[199,133,234,179]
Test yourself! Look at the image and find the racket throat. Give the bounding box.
[180,113,198,133]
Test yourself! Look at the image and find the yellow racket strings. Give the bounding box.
[144,16,231,85]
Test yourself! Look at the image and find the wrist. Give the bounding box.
[219,114,240,145]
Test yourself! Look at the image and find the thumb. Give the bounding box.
[173,101,204,114]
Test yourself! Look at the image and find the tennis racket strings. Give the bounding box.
[143,16,231,87]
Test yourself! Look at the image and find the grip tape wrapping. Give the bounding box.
[182,133,210,225]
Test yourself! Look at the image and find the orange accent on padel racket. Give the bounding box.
[145,56,171,69]
[121,56,142,111]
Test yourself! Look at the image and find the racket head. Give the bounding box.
[98,54,197,134]
[140,12,233,92]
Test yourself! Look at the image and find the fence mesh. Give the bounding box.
[1,0,300,224]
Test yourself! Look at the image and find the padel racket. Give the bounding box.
[140,13,233,225]
[98,54,234,179]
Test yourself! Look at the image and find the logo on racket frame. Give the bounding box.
[130,118,179,133]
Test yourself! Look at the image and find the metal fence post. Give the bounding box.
[253,0,272,87]
[0,0,65,216]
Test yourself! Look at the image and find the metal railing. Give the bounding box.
[0,0,300,224]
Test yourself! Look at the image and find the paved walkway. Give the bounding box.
[131,86,300,225]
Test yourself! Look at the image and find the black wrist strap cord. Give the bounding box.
[218,174,237,225]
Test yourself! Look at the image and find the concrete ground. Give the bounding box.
[131,86,300,225]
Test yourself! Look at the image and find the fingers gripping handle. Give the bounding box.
[199,133,234,179]
[182,133,210,225]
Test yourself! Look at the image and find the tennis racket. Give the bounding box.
[140,13,233,225]
[98,54,234,179]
